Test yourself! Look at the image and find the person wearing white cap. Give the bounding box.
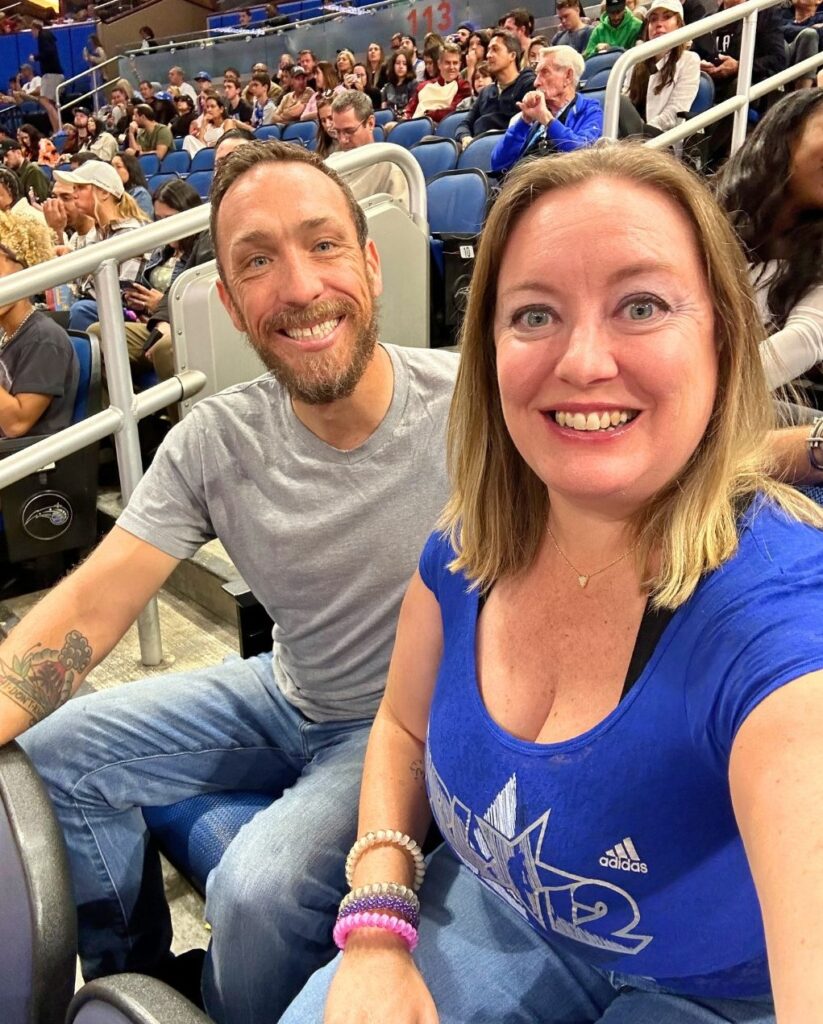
[52,161,151,333]
[618,0,701,138]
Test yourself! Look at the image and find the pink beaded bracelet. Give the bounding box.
[333,911,419,953]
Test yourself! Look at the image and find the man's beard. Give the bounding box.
[241,297,380,405]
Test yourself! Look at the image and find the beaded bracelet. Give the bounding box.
[333,911,419,952]
[339,881,420,915]
[345,830,425,890]
[338,893,420,929]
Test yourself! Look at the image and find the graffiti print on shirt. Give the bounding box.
[426,751,652,957]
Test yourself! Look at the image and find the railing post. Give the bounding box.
[94,259,165,667]
[731,8,759,154]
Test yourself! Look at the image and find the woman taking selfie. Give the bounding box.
[282,144,823,1024]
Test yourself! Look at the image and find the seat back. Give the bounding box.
[582,48,624,80]
[426,168,489,235]
[159,150,191,176]
[69,975,212,1024]
[147,172,180,193]
[690,71,715,115]
[436,111,469,139]
[187,171,214,201]
[137,153,160,178]
[410,137,459,181]
[189,147,216,174]
[0,742,76,1024]
[374,108,394,128]
[254,124,281,141]
[579,66,612,91]
[386,117,434,148]
[456,131,504,173]
[282,121,318,150]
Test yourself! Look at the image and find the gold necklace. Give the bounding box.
[547,524,636,589]
[0,305,36,351]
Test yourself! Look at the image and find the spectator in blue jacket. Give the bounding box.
[491,46,602,174]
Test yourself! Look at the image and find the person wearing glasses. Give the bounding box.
[330,90,409,209]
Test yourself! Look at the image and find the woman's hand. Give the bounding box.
[324,940,438,1024]
[125,283,163,315]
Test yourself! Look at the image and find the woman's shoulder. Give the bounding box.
[419,529,462,597]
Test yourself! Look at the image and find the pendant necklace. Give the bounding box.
[0,305,36,351]
[547,524,636,589]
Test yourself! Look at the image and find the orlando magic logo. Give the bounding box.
[21,492,73,541]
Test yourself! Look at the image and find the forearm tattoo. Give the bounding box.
[0,630,92,727]
[409,759,425,787]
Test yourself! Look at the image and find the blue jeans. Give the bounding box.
[281,847,775,1024]
[69,298,100,333]
[19,653,371,1024]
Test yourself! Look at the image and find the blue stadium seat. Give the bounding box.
[147,173,180,193]
[159,150,191,176]
[582,48,624,81]
[138,154,160,177]
[144,792,274,895]
[457,130,505,173]
[189,147,216,173]
[436,111,469,139]
[374,108,394,128]
[372,125,385,142]
[282,121,318,150]
[255,124,281,141]
[580,66,612,91]
[186,171,213,200]
[410,137,459,181]
[386,117,434,149]
[39,164,53,182]
[426,169,490,241]
[52,130,68,153]
[690,71,715,115]
[174,137,185,151]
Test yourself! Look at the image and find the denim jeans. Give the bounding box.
[281,846,776,1024]
[19,653,371,1024]
[69,298,101,333]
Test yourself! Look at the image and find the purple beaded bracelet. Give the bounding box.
[338,893,420,929]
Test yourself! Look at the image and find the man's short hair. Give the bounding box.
[210,140,368,278]
[490,30,523,63]
[299,48,314,58]
[542,45,585,85]
[331,89,374,121]
[555,0,580,10]
[251,72,272,89]
[440,41,462,58]
[134,103,154,119]
[505,7,535,33]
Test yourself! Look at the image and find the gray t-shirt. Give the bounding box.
[118,344,458,722]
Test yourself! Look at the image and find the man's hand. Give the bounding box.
[41,197,67,235]
[517,89,551,126]
[701,55,738,79]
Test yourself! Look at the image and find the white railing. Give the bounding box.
[602,0,823,154]
[55,54,125,115]
[0,144,426,663]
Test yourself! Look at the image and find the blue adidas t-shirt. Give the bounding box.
[419,500,823,999]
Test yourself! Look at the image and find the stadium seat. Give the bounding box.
[372,125,385,142]
[410,137,459,181]
[282,121,318,150]
[187,171,214,200]
[147,173,180,193]
[457,130,505,173]
[582,48,624,81]
[0,330,102,568]
[189,147,216,173]
[386,117,434,149]
[52,130,68,153]
[69,975,211,1024]
[436,111,469,139]
[174,137,185,151]
[690,71,715,115]
[138,154,160,177]
[426,167,490,237]
[39,164,52,182]
[580,66,612,91]
[374,108,394,128]
[0,741,76,1024]
[160,150,191,176]
[255,124,281,141]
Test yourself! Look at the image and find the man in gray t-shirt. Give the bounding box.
[9,143,457,1022]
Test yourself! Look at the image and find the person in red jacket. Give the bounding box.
[398,43,471,124]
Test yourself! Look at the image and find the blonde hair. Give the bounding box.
[0,210,54,268]
[113,190,150,223]
[443,144,823,608]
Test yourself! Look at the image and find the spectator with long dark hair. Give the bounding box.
[315,96,338,158]
[111,152,154,221]
[618,0,700,138]
[381,49,417,117]
[301,62,344,121]
[715,89,823,394]
[365,42,388,91]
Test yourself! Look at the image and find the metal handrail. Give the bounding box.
[55,54,123,114]
[0,144,426,663]
[602,0,805,153]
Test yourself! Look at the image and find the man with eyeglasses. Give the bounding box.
[331,90,409,209]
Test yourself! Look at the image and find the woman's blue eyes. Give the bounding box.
[521,308,552,328]
[626,299,658,321]
[512,296,668,329]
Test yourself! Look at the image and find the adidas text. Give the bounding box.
[599,855,648,874]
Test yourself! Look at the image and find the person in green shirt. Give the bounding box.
[583,0,643,56]
[127,104,173,160]
[2,141,49,202]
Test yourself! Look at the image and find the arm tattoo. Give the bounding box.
[0,630,92,727]
[409,759,425,786]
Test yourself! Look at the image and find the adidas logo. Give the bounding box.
[599,837,648,874]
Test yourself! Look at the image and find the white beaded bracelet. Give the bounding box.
[339,881,421,915]
[345,829,426,891]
